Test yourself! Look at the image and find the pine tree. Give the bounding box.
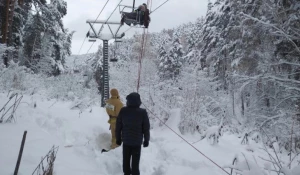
[169,32,184,77]
[21,0,72,75]
[158,45,167,79]
[159,32,184,80]
[9,0,32,60]
[22,13,45,70]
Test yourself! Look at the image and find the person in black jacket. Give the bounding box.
[115,92,150,175]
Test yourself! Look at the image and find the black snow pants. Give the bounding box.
[123,144,141,175]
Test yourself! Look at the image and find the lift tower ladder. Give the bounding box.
[86,19,125,107]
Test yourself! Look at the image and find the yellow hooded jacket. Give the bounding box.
[105,89,123,124]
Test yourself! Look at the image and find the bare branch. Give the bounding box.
[242,153,250,170]
[241,13,300,54]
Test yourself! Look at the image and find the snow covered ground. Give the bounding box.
[0,93,299,175]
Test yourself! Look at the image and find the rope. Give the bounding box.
[136,28,146,93]
[136,0,151,92]
[78,0,111,55]
[142,104,230,175]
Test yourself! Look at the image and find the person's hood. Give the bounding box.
[126,92,141,108]
[110,88,119,98]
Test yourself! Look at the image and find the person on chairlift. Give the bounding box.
[121,3,150,28]
[142,3,151,28]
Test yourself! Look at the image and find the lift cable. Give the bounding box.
[122,0,170,34]
[78,0,111,55]
[85,0,124,55]
[150,0,169,14]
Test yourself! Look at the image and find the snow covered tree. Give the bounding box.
[21,0,72,75]
[9,0,32,60]
[158,45,167,79]
[199,0,300,149]
[184,18,203,66]
[22,13,44,70]
[159,32,184,80]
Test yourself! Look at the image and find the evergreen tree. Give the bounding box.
[158,45,167,79]
[159,32,184,80]
[21,0,72,75]
[9,0,32,60]
[22,13,44,70]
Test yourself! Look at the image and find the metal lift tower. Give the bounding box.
[86,19,125,107]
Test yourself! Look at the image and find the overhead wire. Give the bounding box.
[122,0,170,34]
[86,42,96,55]
[80,0,169,55]
[77,0,111,55]
[150,0,169,14]
[85,0,124,55]
[105,0,124,23]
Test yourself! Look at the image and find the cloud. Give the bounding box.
[62,0,208,54]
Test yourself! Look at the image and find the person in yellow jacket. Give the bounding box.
[105,88,124,149]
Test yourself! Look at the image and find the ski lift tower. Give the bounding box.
[86,19,125,107]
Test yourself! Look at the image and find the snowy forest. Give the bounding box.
[1,0,300,175]
[0,0,73,75]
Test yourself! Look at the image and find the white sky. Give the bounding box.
[62,0,209,55]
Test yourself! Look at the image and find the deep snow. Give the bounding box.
[0,93,299,175]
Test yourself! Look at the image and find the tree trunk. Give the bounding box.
[241,94,244,116]
[1,0,10,44]
[1,0,11,67]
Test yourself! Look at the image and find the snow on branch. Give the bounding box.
[240,12,300,54]
[263,61,300,67]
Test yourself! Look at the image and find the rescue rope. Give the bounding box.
[142,104,230,175]
[136,28,147,92]
[136,0,151,93]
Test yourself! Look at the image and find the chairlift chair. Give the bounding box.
[121,6,144,27]
[110,57,118,62]
[110,52,118,62]
[115,39,122,43]
[110,44,119,62]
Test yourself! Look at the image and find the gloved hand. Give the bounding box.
[143,141,149,148]
[116,140,122,146]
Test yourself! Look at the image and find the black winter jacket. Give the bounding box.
[116,93,150,146]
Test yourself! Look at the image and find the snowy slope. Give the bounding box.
[1,93,299,175]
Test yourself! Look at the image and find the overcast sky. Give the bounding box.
[62,0,208,55]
